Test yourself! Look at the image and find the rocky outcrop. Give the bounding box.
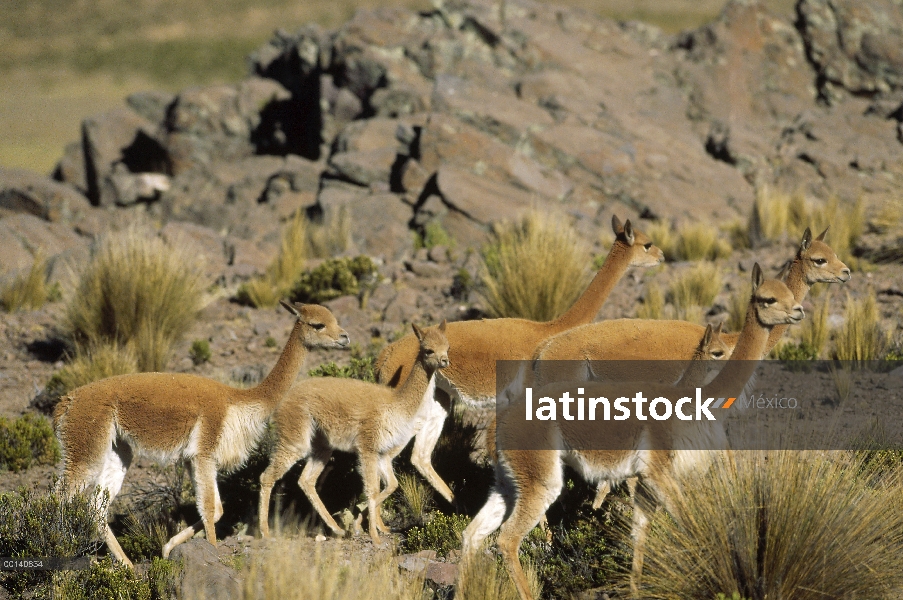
[2,0,902,287]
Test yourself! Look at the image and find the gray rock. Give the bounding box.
[169,539,242,600]
[126,90,176,125]
[0,213,87,272]
[0,167,92,223]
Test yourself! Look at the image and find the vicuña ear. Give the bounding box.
[703,323,713,346]
[800,227,812,253]
[752,262,764,291]
[714,321,723,335]
[412,322,424,341]
[623,219,635,246]
[280,299,301,317]
[438,319,447,333]
[611,214,623,235]
[816,226,829,241]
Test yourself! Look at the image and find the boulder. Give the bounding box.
[316,185,414,260]
[0,213,87,272]
[798,0,903,98]
[0,168,92,223]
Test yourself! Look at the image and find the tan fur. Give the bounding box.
[462,265,805,600]
[53,302,349,566]
[373,216,664,501]
[533,227,849,388]
[258,321,450,545]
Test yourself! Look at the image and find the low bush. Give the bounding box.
[0,482,105,597]
[402,511,470,558]
[290,255,379,305]
[307,344,377,382]
[0,413,61,473]
[189,339,211,365]
[415,220,455,250]
[479,211,591,321]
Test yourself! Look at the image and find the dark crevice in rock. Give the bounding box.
[389,154,408,194]
[121,130,170,175]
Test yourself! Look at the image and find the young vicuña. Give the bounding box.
[259,320,450,545]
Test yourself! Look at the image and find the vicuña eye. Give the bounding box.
[312,323,325,330]
[712,351,724,358]
[813,258,827,265]
[424,349,434,355]
[763,298,776,305]
[643,242,652,251]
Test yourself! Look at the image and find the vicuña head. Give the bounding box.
[53,300,348,567]
[259,320,449,545]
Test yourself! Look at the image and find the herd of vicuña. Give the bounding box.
[53,215,851,599]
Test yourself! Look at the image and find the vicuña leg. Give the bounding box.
[372,454,398,534]
[164,456,220,558]
[410,397,454,503]
[297,448,344,536]
[259,445,307,538]
[360,453,385,545]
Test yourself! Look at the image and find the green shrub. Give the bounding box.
[415,220,455,250]
[189,339,211,365]
[264,336,277,348]
[0,482,105,597]
[64,227,207,372]
[402,511,470,558]
[479,211,591,321]
[0,252,51,312]
[290,256,379,304]
[0,414,61,473]
[519,499,627,598]
[308,345,377,382]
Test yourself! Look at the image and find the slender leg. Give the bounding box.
[461,489,510,556]
[298,448,344,536]
[258,446,303,538]
[372,454,398,534]
[410,398,454,503]
[164,455,218,557]
[360,453,383,545]
[96,441,132,566]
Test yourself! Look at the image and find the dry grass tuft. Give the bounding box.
[639,450,903,599]
[833,292,888,364]
[675,222,732,261]
[237,211,308,308]
[479,211,591,321]
[726,280,752,333]
[668,263,722,321]
[64,227,207,372]
[0,252,53,312]
[830,364,853,404]
[240,540,424,600]
[800,293,830,358]
[457,553,541,600]
[397,472,433,525]
[645,221,676,260]
[749,186,792,242]
[53,342,139,394]
[307,205,351,258]
[810,197,865,265]
[636,282,664,320]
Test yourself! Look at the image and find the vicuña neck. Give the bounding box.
[704,303,771,401]
[549,243,629,331]
[248,321,307,408]
[396,357,435,412]
[764,258,808,354]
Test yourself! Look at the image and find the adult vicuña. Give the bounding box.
[374,216,664,502]
[53,301,349,566]
[259,321,450,545]
[532,227,849,388]
[462,264,805,600]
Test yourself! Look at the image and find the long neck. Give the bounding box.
[764,258,808,353]
[548,242,631,331]
[247,320,308,409]
[395,355,436,414]
[704,303,771,400]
